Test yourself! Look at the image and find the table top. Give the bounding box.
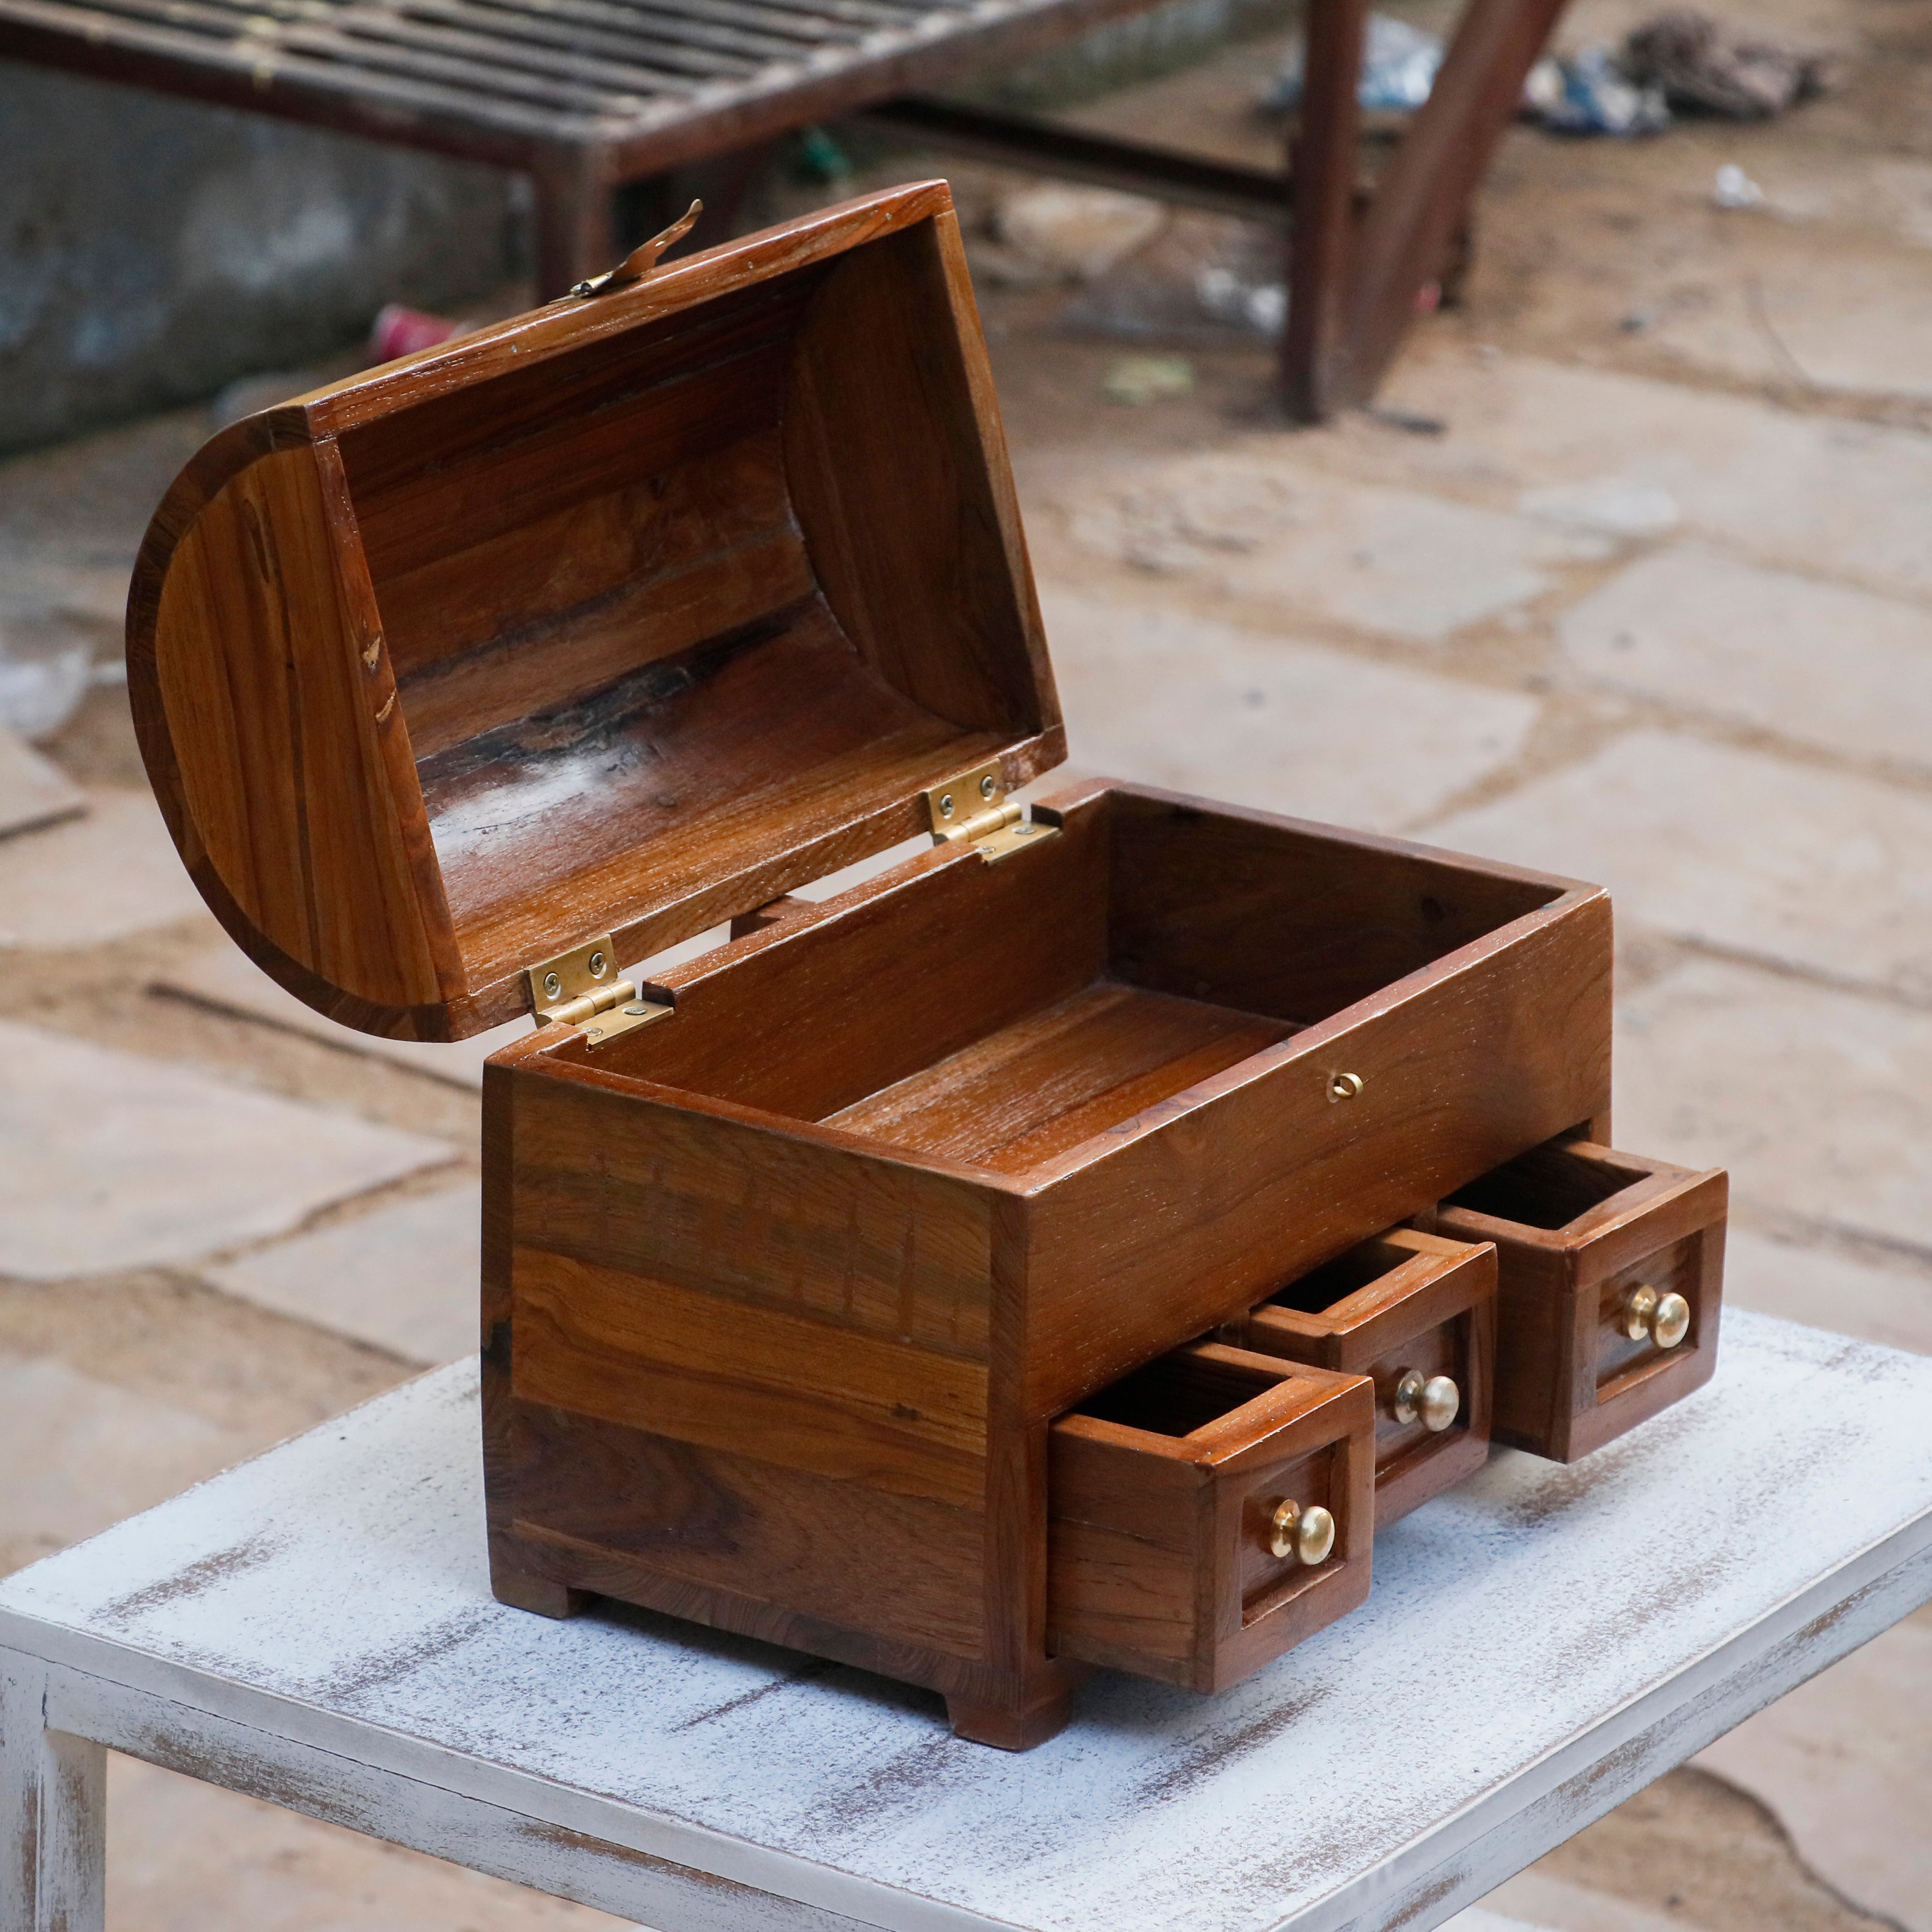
[0,0,1125,168]
[5,1310,1930,1932]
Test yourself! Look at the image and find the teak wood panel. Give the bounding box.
[783,210,1055,738]
[507,1403,988,1660]
[611,810,1113,1121]
[134,438,454,1020]
[824,980,1295,1173]
[1433,1140,1727,1462]
[1221,1228,1496,1525]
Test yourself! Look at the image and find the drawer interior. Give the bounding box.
[566,787,1568,1177]
[1445,1140,1660,1232]
[1070,1345,1305,1441]
[1263,1234,1426,1314]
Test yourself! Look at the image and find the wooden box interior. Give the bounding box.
[556,786,1571,1179]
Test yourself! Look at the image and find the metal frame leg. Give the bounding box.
[1,1657,107,1932]
[1280,0,1367,421]
[531,144,616,300]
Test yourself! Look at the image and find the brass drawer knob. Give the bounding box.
[1623,1283,1691,1349]
[1393,1368,1460,1432]
[1269,1498,1335,1566]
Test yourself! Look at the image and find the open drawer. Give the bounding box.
[1220,1229,1495,1524]
[1048,1343,1373,1694]
[1430,1138,1727,1462]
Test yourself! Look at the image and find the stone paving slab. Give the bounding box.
[0,720,86,840]
[1426,731,1932,999]
[0,1020,456,1280]
[1643,242,1932,404]
[1464,1872,1679,1932]
[1611,958,1932,1255]
[1696,1611,1932,1932]
[0,787,206,947]
[1558,546,1932,772]
[0,1348,247,1577]
[1061,452,1605,641]
[1038,586,1539,829]
[1724,1228,1932,1357]
[202,1183,481,1365]
[1373,353,1932,604]
[156,941,526,1090]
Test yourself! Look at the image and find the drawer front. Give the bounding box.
[1226,1230,1496,1524]
[1047,1344,1374,1693]
[1436,1140,1727,1462]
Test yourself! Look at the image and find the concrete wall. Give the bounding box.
[0,63,525,452]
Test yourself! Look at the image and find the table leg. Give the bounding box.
[531,145,616,301]
[1281,0,1367,421]
[1332,0,1567,408]
[0,1658,106,1932]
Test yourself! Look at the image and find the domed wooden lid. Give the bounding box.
[128,182,1064,1042]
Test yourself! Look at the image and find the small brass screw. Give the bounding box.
[542,972,562,998]
[979,773,997,800]
[1269,1498,1336,1565]
[588,950,607,977]
[938,793,955,819]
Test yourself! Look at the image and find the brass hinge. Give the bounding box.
[525,934,671,1049]
[924,761,1059,864]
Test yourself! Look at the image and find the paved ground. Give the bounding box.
[1,0,1928,1922]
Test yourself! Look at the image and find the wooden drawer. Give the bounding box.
[1219,1229,1495,1524]
[1048,1343,1373,1694]
[1431,1138,1727,1462]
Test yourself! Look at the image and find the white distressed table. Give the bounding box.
[5,1311,1930,1932]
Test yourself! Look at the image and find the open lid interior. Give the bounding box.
[129,183,1065,1040]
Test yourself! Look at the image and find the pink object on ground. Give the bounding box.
[367,304,469,364]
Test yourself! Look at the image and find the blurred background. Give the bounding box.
[1,0,1928,1921]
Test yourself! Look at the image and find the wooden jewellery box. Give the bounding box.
[127,181,1727,1750]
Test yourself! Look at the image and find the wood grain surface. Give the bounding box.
[484,779,1617,1743]
[127,180,1062,1043]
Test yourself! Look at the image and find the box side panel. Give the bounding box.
[1022,894,1613,1421]
[502,1066,997,1666]
[514,1073,995,1354]
[513,1247,987,1509]
[508,1402,987,1660]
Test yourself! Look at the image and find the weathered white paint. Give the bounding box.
[0,1656,106,1932]
[1,1313,1928,1932]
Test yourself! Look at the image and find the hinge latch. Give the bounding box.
[924,761,1059,863]
[525,934,671,1049]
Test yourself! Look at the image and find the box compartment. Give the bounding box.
[1433,1137,1726,1461]
[1221,1228,1496,1524]
[1046,1342,1373,1691]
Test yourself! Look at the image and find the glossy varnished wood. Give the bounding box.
[1221,1228,1496,1525]
[484,778,1616,1743]
[128,182,1062,1042]
[1431,1138,1728,1462]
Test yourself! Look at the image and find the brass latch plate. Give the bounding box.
[525,934,670,1049]
[923,760,1059,865]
